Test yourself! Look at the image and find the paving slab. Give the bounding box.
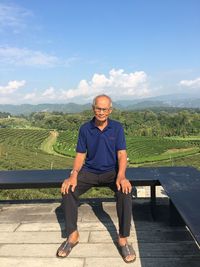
[0,257,84,267]
[13,219,186,232]
[0,202,120,223]
[80,202,119,221]
[0,243,199,258]
[15,222,64,232]
[85,257,200,267]
[0,231,89,244]
[0,223,19,232]
[89,229,193,243]
[67,242,200,258]
[85,257,140,267]
[0,243,121,258]
[0,203,82,223]
[15,221,120,232]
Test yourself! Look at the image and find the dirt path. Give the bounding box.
[40,130,65,157]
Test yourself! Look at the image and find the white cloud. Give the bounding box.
[0,46,59,67]
[61,69,150,100]
[0,80,26,94]
[179,77,200,88]
[0,3,32,32]
[42,87,56,99]
[0,69,150,104]
[23,87,57,103]
[24,92,36,100]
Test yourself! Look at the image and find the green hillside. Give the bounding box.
[0,128,73,170]
[53,130,200,164]
[126,136,199,163]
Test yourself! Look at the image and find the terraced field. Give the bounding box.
[0,129,73,170]
[126,136,199,163]
[0,128,49,149]
[1,128,199,170]
[53,130,78,157]
[54,130,200,164]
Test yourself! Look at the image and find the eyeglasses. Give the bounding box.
[94,106,111,113]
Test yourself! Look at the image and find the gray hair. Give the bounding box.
[92,94,113,107]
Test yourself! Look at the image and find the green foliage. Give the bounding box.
[0,117,31,128]
[81,187,114,198]
[29,111,90,131]
[0,112,11,118]
[0,188,61,200]
[1,108,200,137]
[53,130,77,157]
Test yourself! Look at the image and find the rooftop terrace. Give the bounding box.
[0,190,200,267]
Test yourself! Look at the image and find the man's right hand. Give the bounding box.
[61,177,77,194]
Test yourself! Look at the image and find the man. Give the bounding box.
[56,94,136,263]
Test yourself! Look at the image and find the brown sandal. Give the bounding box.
[56,240,79,258]
[118,243,136,263]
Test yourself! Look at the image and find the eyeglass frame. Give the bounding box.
[93,106,112,113]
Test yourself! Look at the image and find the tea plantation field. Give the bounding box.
[0,128,73,170]
[54,130,200,164]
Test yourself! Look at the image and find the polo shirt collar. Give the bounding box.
[90,117,112,130]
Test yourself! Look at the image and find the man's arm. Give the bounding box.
[116,150,132,194]
[71,152,86,175]
[117,149,127,178]
[61,152,86,194]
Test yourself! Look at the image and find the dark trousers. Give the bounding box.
[62,169,132,238]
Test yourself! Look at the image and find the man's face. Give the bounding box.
[93,97,112,123]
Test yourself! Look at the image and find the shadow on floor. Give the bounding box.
[55,197,118,243]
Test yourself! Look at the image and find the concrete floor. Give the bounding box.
[0,195,200,267]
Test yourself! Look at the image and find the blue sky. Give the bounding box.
[0,0,200,104]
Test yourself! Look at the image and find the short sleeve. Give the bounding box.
[76,126,87,153]
[116,125,126,151]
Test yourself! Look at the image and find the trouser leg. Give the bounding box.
[115,190,132,237]
[101,171,133,238]
[62,170,99,237]
[62,191,80,238]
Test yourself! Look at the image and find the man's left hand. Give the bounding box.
[116,176,132,194]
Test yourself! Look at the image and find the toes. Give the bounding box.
[61,252,66,257]
[58,251,66,257]
[125,254,135,262]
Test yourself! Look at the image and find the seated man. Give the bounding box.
[56,94,136,263]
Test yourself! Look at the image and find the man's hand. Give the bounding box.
[116,175,132,194]
[61,176,77,194]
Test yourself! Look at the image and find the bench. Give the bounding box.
[0,167,160,214]
[0,166,200,247]
[156,166,200,248]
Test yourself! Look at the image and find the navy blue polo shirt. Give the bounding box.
[76,117,126,173]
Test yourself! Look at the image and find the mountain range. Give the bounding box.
[0,94,200,115]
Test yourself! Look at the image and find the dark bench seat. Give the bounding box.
[157,166,200,247]
[0,168,160,209]
[0,167,161,218]
[0,167,161,189]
